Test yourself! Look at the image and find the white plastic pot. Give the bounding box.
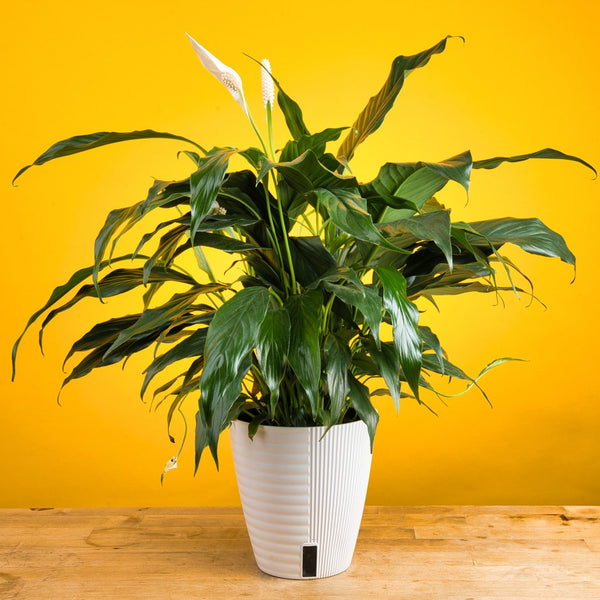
[230,419,372,579]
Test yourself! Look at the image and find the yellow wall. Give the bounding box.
[2,0,598,507]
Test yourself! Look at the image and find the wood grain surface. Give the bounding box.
[1,506,598,598]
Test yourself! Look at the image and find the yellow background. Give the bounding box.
[1,0,598,507]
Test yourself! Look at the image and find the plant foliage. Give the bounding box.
[12,36,595,473]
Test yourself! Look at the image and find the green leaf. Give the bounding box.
[103,287,213,359]
[363,150,472,220]
[61,314,140,372]
[323,333,351,424]
[238,147,266,171]
[258,149,357,193]
[280,127,348,162]
[11,254,144,380]
[338,36,461,162]
[466,218,576,266]
[141,328,209,398]
[381,210,454,269]
[197,287,271,468]
[324,282,382,346]
[473,148,596,176]
[288,236,337,287]
[314,188,406,252]
[276,85,310,140]
[420,326,445,375]
[256,305,291,415]
[285,289,323,418]
[348,375,378,452]
[93,180,185,298]
[375,266,422,399]
[364,340,401,411]
[13,130,205,184]
[39,267,200,349]
[190,148,237,239]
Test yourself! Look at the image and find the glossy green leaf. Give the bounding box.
[103,288,210,359]
[324,282,382,346]
[276,85,310,140]
[285,289,323,418]
[364,339,401,411]
[348,375,378,452]
[473,148,596,176]
[141,328,209,398]
[63,314,139,361]
[364,151,472,220]
[466,218,576,266]
[314,188,405,252]
[323,333,351,424]
[381,210,453,269]
[190,148,237,239]
[92,180,184,297]
[11,254,143,380]
[288,236,337,287]
[420,326,445,375]
[191,232,263,254]
[258,150,357,193]
[39,267,200,349]
[13,130,205,184]
[197,287,271,467]
[375,266,422,399]
[280,127,348,162]
[256,305,290,415]
[338,36,461,162]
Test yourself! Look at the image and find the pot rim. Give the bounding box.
[231,418,365,431]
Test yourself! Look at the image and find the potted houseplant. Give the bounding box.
[12,34,594,578]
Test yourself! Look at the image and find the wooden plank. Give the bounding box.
[1,506,599,599]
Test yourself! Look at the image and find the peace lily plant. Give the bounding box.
[12,35,594,480]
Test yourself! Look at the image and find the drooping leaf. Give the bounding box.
[143,225,190,285]
[364,339,401,411]
[323,333,351,424]
[419,326,445,375]
[13,130,205,184]
[285,289,323,418]
[193,231,263,253]
[38,267,201,349]
[61,314,141,369]
[197,287,271,468]
[92,180,186,297]
[255,305,290,415]
[338,36,461,162]
[141,328,209,398]
[103,288,212,359]
[348,375,378,452]
[465,218,576,266]
[473,148,596,176]
[324,282,382,346]
[375,266,422,399]
[11,254,150,380]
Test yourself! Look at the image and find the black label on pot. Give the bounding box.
[302,544,317,577]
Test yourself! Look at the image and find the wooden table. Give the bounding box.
[1,506,598,598]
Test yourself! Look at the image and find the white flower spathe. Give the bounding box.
[186,33,248,114]
[261,58,275,109]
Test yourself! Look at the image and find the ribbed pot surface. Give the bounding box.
[230,419,372,579]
